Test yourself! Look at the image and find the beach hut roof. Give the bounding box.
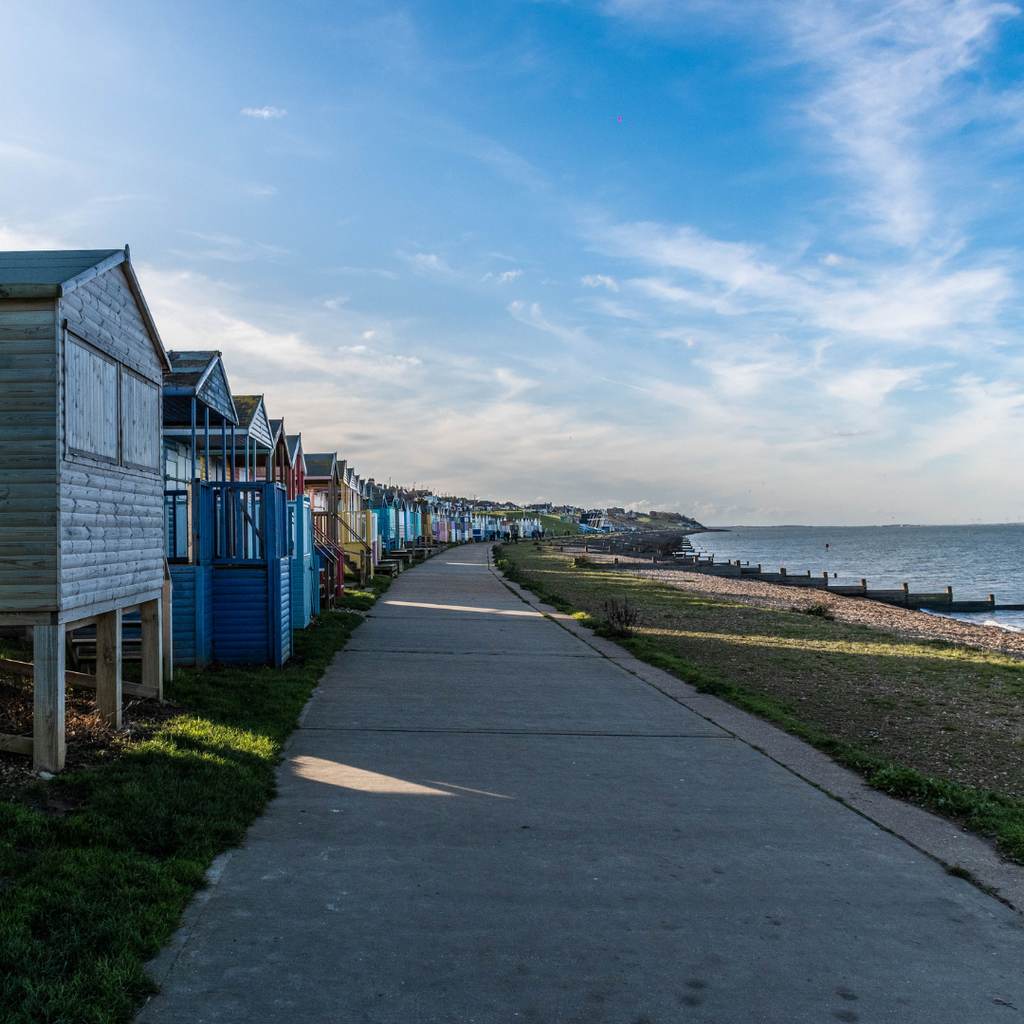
[233,395,275,448]
[268,419,292,467]
[304,452,338,481]
[0,247,170,371]
[268,417,284,448]
[163,350,238,426]
[285,433,304,470]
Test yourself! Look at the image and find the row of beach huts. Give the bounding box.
[0,247,479,772]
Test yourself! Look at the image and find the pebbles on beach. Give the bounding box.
[595,555,1024,660]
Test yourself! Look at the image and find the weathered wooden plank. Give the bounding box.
[0,592,59,611]
[61,577,163,601]
[0,437,58,456]
[0,659,156,698]
[161,571,173,684]
[0,555,58,573]
[62,464,166,489]
[0,734,33,756]
[60,559,164,579]
[0,538,58,554]
[0,328,56,345]
[0,298,56,313]
[95,609,121,729]
[0,397,56,415]
[33,623,64,772]
[0,368,57,383]
[0,411,55,430]
[140,598,162,700]
[0,353,57,370]
[0,495,60,513]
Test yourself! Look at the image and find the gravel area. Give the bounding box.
[573,553,1024,660]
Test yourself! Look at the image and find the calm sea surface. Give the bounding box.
[686,524,1024,631]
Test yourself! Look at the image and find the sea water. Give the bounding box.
[686,524,1024,632]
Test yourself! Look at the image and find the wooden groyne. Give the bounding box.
[563,537,1024,613]
[671,554,1024,612]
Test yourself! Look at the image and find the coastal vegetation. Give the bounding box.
[0,581,389,1024]
[497,541,1024,863]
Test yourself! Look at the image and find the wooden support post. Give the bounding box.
[141,598,163,701]
[95,609,122,730]
[162,569,174,687]
[33,624,66,772]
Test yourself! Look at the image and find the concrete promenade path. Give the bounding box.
[138,544,1024,1023]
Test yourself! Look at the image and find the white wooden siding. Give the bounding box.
[121,371,160,470]
[65,339,118,462]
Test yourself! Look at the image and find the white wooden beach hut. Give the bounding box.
[0,248,170,772]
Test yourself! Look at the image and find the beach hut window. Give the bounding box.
[121,371,160,471]
[65,339,118,462]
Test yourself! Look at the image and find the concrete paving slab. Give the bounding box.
[138,542,1024,1024]
[301,651,729,736]
[346,615,592,656]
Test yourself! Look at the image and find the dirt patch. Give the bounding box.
[0,674,183,796]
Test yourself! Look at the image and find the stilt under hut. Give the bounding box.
[161,350,238,667]
[0,247,170,772]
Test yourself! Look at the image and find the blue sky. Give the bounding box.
[2,0,1023,524]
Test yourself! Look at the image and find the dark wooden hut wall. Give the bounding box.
[0,299,59,612]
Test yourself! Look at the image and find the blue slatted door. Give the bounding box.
[169,565,197,666]
[213,567,269,663]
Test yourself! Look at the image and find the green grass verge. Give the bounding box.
[0,602,373,1024]
[496,546,1024,864]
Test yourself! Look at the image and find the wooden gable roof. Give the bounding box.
[268,419,291,468]
[164,350,238,426]
[233,395,275,449]
[303,453,338,482]
[285,434,305,473]
[0,246,170,371]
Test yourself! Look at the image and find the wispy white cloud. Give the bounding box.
[242,106,287,119]
[507,300,586,343]
[597,220,1010,343]
[403,251,456,275]
[483,269,523,283]
[785,0,1018,246]
[331,266,400,279]
[823,366,924,407]
[581,274,619,291]
[174,231,290,263]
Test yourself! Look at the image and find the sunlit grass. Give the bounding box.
[0,606,368,1024]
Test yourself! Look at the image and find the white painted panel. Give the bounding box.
[65,340,117,461]
[121,371,160,470]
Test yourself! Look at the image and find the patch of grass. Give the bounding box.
[0,606,369,1024]
[496,544,1024,864]
[539,514,579,536]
